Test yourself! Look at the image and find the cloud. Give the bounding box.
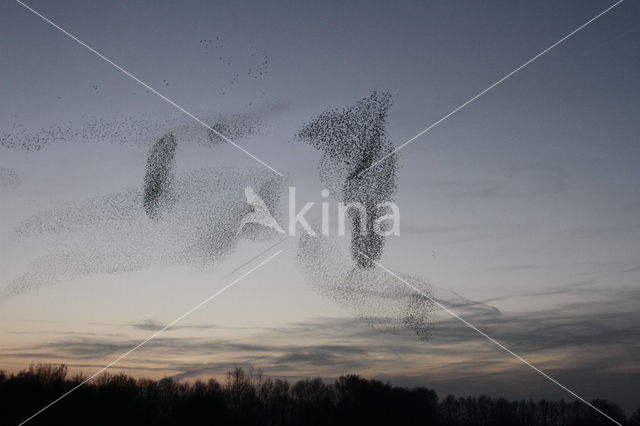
[128,320,218,332]
[2,289,638,410]
[5,293,638,373]
[479,279,599,303]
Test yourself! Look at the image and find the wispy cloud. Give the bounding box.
[2,292,638,409]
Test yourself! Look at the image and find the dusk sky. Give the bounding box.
[1,0,639,415]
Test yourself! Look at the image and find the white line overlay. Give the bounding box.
[361,252,623,426]
[18,250,283,426]
[15,0,283,176]
[360,0,624,176]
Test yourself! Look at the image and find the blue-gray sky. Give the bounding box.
[1,0,639,414]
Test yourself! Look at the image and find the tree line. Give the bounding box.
[0,364,637,425]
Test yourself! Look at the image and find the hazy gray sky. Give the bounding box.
[1,0,639,413]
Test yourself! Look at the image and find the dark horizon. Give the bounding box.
[1,363,636,425]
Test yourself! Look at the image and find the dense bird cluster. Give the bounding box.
[2,166,285,302]
[296,91,397,268]
[1,92,497,341]
[1,92,495,352]
[144,133,178,219]
[0,365,633,426]
[0,113,261,151]
[295,93,451,339]
[1,110,282,301]
[297,232,499,340]
[0,106,275,302]
[207,113,261,145]
[297,232,434,338]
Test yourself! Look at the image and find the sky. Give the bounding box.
[1,0,640,414]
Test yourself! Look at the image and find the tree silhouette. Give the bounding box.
[0,364,633,426]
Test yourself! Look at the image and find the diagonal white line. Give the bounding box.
[359,0,624,176]
[15,0,283,177]
[18,249,283,426]
[224,237,288,278]
[360,252,623,426]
